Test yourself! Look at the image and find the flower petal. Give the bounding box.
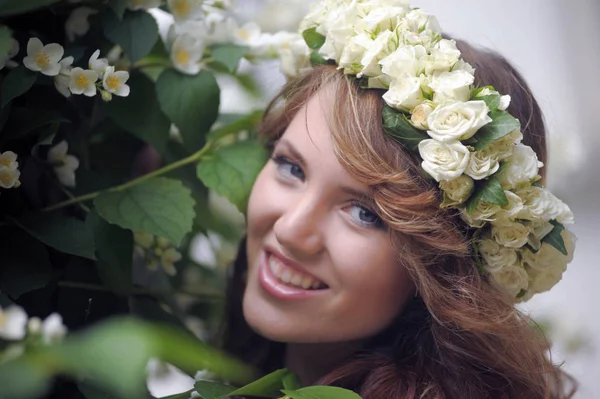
[115,84,130,97]
[44,43,64,63]
[48,140,68,161]
[63,155,80,170]
[41,63,61,76]
[55,167,76,187]
[23,56,41,72]
[27,37,43,56]
[113,70,129,82]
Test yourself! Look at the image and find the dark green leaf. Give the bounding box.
[381,105,427,152]
[542,220,567,256]
[10,213,96,260]
[465,177,508,213]
[310,51,328,66]
[0,361,48,399]
[197,140,268,213]
[302,27,325,50]
[194,381,237,399]
[470,85,496,98]
[108,0,129,19]
[88,211,133,296]
[104,71,170,153]
[156,68,220,150]
[282,371,302,390]
[78,381,118,398]
[227,369,290,398]
[94,177,196,246]
[477,94,501,111]
[0,0,59,16]
[157,390,194,399]
[210,44,248,73]
[1,65,37,107]
[4,107,69,139]
[283,386,363,399]
[0,24,12,55]
[103,10,158,63]
[0,228,53,299]
[473,111,520,151]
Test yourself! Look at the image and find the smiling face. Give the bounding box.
[243,89,415,344]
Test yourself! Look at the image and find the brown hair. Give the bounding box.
[221,40,575,398]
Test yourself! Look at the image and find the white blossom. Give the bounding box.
[428,70,474,103]
[170,33,205,75]
[0,39,19,70]
[23,38,64,76]
[497,144,543,189]
[382,73,424,111]
[41,313,67,344]
[69,67,98,97]
[498,95,511,111]
[427,100,492,142]
[168,0,204,25]
[102,66,130,97]
[418,139,470,182]
[65,7,97,41]
[0,305,28,340]
[54,56,74,98]
[88,49,109,77]
[0,166,20,189]
[490,263,529,298]
[48,140,80,187]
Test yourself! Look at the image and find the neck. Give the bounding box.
[284,340,364,386]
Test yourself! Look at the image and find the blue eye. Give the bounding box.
[271,155,305,180]
[348,204,383,228]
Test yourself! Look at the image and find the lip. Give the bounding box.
[258,249,329,301]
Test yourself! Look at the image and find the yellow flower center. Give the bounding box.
[0,158,10,167]
[105,75,120,91]
[76,75,88,87]
[172,0,190,17]
[237,29,250,40]
[0,171,12,185]
[35,51,50,67]
[175,50,190,66]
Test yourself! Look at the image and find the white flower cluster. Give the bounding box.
[134,232,182,276]
[23,38,130,100]
[48,141,80,187]
[294,0,575,300]
[0,151,21,189]
[0,305,67,344]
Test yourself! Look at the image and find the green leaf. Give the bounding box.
[3,107,70,139]
[197,140,268,213]
[0,0,59,16]
[103,10,158,63]
[465,176,508,213]
[194,381,238,399]
[87,211,133,296]
[302,27,326,50]
[210,44,248,73]
[283,386,363,399]
[108,0,129,19]
[282,371,302,390]
[10,213,96,260]
[78,381,118,399]
[381,105,427,152]
[227,369,290,398]
[206,110,263,142]
[310,51,328,66]
[470,85,496,98]
[542,220,567,255]
[94,177,195,246]
[157,390,195,399]
[477,94,501,112]
[0,24,12,56]
[104,71,170,153]
[1,65,37,107]
[473,111,520,151]
[0,227,53,299]
[156,68,220,150]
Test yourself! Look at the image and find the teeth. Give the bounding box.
[268,255,324,290]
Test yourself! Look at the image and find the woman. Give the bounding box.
[221,1,576,397]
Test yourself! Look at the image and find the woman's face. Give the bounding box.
[243,90,414,344]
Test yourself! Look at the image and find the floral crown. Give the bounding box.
[279,0,575,301]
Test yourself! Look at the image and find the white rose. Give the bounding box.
[338,33,372,75]
[491,221,532,248]
[515,186,564,223]
[452,59,475,75]
[498,95,511,111]
[403,9,441,33]
[426,100,491,143]
[522,230,576,271]
[317,2,360,61]
[490,264,529,298]
[439,174,474,207]
[494,190,524,223]
[477,238,518,273]
[464,147,500,180]
[527,266,565,295]
[460,201,502,228]
[380,44,426,78]
[497,145,543,189]
[359,30,398,77]
[382,73,424,111]
[418,139,470,182]
[278,35,311,78]
[425,39,461,74]
[485,129,523,160]
[410,101,434,130]
[429,70,474,103]
[356,5,408,33]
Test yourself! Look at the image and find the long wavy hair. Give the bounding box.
[220,39,576,398]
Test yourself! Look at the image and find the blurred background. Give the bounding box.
[149,1,600,397]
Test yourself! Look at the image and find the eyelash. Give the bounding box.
[270,153,384,229]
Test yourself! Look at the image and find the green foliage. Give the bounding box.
[542,220,568,255]
[197,140,268,213]
[283,386,363,399]
[0,24,13,57]
[382,104,427,151]
[1,65,37,107]
[94,177,196,246]
[210,44,249,73]
[473,111,520,151]
[302,27,326,50]
[466,176,508,213]
[103,10,159,63]
[104,71,171,153]
[156,69,221,150]
[0,0,59,16]
[108,0,129,19]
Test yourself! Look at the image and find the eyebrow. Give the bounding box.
[274,139,306,167]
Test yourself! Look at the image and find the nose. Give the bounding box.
[272,190,325,257]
